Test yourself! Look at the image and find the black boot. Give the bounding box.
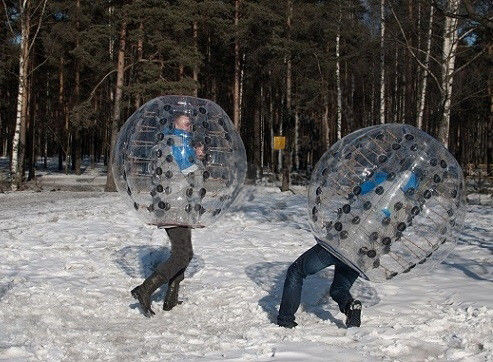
[344,299,362,328]
[163,271,185,311]
[131,272,167,317]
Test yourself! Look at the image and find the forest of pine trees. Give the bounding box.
[0,0,491,190]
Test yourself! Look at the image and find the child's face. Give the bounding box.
[194,144,205,160]
[174,115,192,132]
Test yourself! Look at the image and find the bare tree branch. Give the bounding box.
[2,0,15,35]
[27,0,48,55]
[389,3,443,95]
[431,0,493,31]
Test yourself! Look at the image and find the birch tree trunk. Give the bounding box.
[379,0,386,124]
[438,0,460,148]
[417,4,434,130]
[11,2,30,190]
[105,19,127,191]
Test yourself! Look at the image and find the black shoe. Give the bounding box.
[163,271,184,311]
[344,299,362,328]
[277,319,298,329]
[131,272,167,317]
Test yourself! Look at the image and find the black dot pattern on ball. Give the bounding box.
[157,133,164,141]
[375,186,384,195]
[430,158,438,166]
[155,167,162,175]
[185,204,192,213]
[394,202,403,211]
[440,160,447,168]
[133,202,138,210]
[353,186,362,195]
[406,188,415,196]
[382,237,391,246]
[315,196,321,205]
[157,185,164,193]
[447,209,454,216]
[340,231,348,239]
[363,201,372,210]
[166,155,173,163]
[392,143,401,150]
[352,216,360,224]
[312,207,318,215]
[405,134,414,141]
[382,217,391,226]
[342,204,351,214]
[165,186,171,194]
[424,190,432,199]
[127,187,132,196]
[203,171,210,179]
[167,138,174,146]
[156,150,162,158]
[370,232,378,241]
[397,222,406,232]
[199,106,206,114]
[433,174,441,183]
[334,222,343,231]
[187,188,193,197]
[410,144,418,151]
[316,187,322,196]
[165,170,173,179]
[387,172,396,181]
[367,250,377,258]
[199,188,206,198]
[451,190,458,198]
[411,206,420,215]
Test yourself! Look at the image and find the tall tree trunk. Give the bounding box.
[417,4,434,130]
[135,21,144,109]
[193,20,199,97]
[438,0,460,148]
[105,19,127,192]
[281,0,292,192]
[336,9,342,140]
[294,111,299,170]
[11,4,30,190]
[488,43,493,176]
[379,0,386,124]
[74,0,82,175]
[233,0,241,129]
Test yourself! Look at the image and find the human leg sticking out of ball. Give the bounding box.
[277,242,361,329]
[131,226,193,317]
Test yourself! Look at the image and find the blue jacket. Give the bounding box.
[163,128,197,171]
[359,170,419,218]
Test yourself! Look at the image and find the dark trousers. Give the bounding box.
[277,244,359,325]
[155,226,193,281]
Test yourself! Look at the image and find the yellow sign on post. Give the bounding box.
[273,136,286,150]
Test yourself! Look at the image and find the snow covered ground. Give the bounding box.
[0,186,492,361]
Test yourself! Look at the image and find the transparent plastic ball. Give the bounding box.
[308,124,465,282]
[112,95,247,228]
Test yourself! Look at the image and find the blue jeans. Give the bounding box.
[277,244,359,326]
